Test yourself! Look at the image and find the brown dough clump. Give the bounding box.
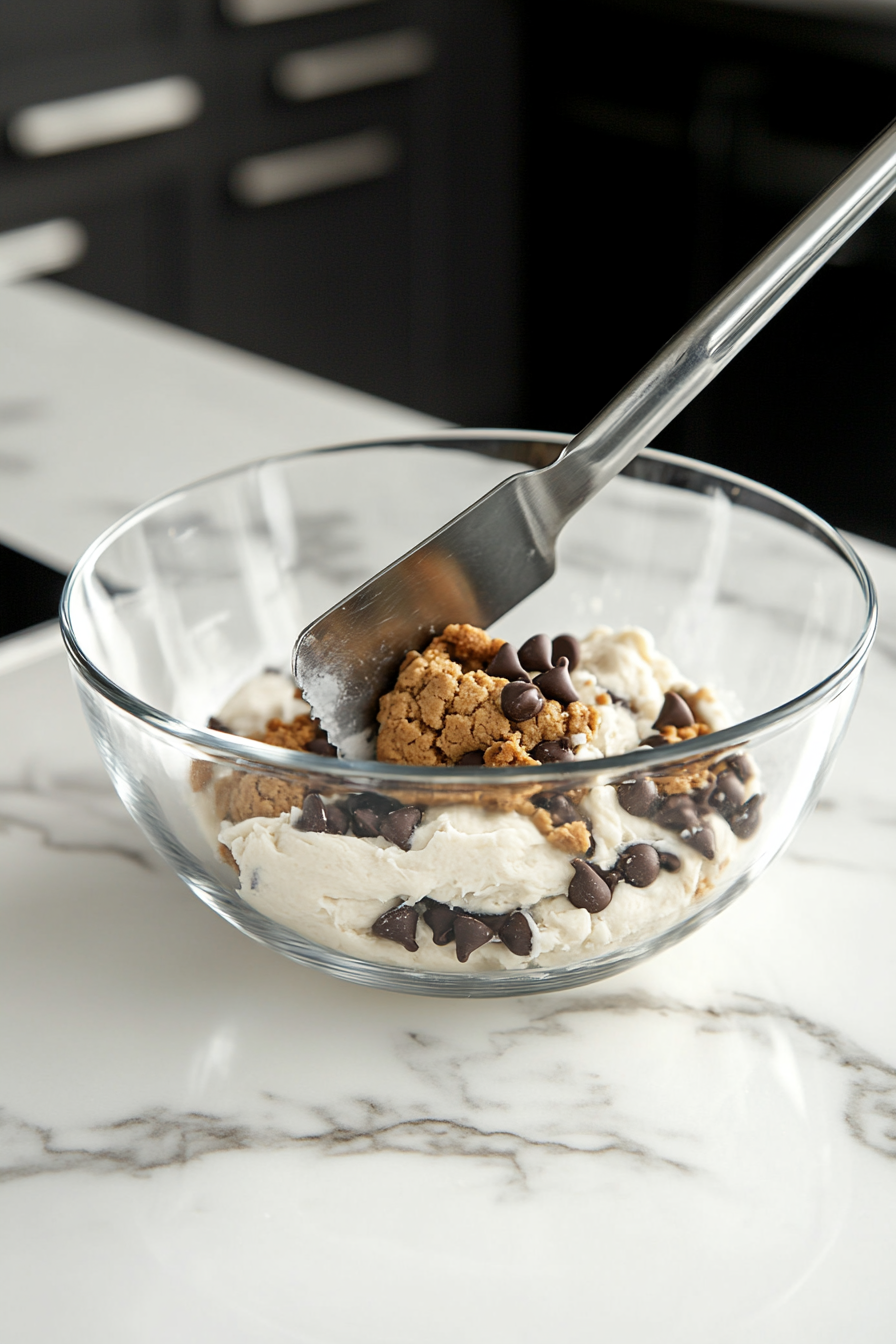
[262,714,320,751]
[376,623,599,767]
[215,770,306,824]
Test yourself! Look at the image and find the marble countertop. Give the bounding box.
[1,282,895,1343]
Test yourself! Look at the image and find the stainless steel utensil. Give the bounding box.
[295,117,896,759]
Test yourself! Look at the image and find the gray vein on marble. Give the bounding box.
[0,770,158,870]
[4,990,894,1188]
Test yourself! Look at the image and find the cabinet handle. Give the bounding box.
[0,219,87,284]
[8,76,203,158]
[273,28,435,102]
[230,127,400,206]
[221,0,378,25]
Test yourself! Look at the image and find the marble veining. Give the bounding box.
[3,987,894,1192]
[0,770,156,870]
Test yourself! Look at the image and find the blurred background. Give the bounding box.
[1,0,895,637]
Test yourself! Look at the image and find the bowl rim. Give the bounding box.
[60,429,878,784]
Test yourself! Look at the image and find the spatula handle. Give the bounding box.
[541,115,896,524]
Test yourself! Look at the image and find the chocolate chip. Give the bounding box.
[324,803,350,835]
[682,825,715,859]
[567,858,613,912]
[653,691,695,730]
[729,794,762,839]
[617,842,661,887]
[500,911,533,956]
[551,634,581,672]
[641,734,670,748]
[454,914,495,962]
[351,807,381,838]
[548,794,579,826]
[207,715,232,733]
[486,642,530,681]
[658,851,681,872]
[305,735,338,757]
[517,633,553,672]
[593,864,619,892]
[607,690,629,706]
[347,791,402,818]
[728,753,753,782]
[709,768,746,817]
[617,776,658,817]
[501,681,545,723]
[423,903,456,945]
[372,903,419,952]
[532,738,575,763]
[457,749,485,767]
[295,793,327,832]
[655,794,701,833]
[379,806,422,851]
[534,657,578,705]
[478,913,510,933]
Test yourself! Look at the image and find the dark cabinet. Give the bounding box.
[520,0,896,543]
[0,0,518,425]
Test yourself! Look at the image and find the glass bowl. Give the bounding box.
[60,431,876,996]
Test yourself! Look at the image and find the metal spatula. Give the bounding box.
[295,117,896,759]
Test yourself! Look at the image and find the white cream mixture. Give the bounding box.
[209,627,748,972]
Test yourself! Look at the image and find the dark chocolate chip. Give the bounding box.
[729,794,762,839]
[478,913,510,933]
[641,735,670,748]
[567,858,613,912]
[617,777,658,817]
[486,642,531,681]
[305,735,338,757]
[423,904,456,945]
[551,634,581,672]
[607,690,629,706]
[548,794,579,826]
[295,793,327,832]
[534,657,578,705]
[682,825,715,859]
[372,903,419,952]
[347,791,402,818]
[710,768,746,816]
[324,803,350,835]
[655,794,701,833]
[617,842,661,887]
[517,633,553,672]
[658,851,681,872]
[530,793,555,812]
[653,691,695,730]
[379,806,422,851]
[531,738,575,764]
[457,750,486,767]
[499,910,533,956]
[351,807,381,838]
[501,681,546,723]
[454,914,495,963]
[207,715,232,733]
[728,753,753,783]
[593,864,619,892]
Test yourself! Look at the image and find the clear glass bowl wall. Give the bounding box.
[61,433,875,996]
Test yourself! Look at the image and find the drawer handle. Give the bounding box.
[273,27,435,102]
[0,219,87,283]
[230,127,400,206]
[221,0,379,25]
[8,76,203,158]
